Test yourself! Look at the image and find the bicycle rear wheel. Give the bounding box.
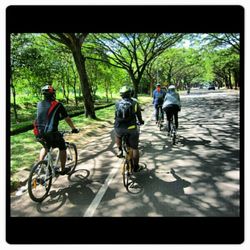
[122,160,132,191]
[170,121,176,145]
[65,142,78,174]
[172,132,176,145]
[28,160,52,202]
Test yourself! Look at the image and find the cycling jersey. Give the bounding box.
[163,91,181,110]
[36,100,68,134]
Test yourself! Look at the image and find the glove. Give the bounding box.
[72,128,79,133]
[140,120,144,125]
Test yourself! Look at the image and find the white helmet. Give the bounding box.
[168,85,176,90]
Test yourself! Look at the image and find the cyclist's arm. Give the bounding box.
[64,116,77,130]
[135,103,144,125]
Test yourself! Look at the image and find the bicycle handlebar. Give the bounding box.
[59,129,80,136]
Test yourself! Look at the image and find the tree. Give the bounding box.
[47,33,96,119]
[87,33,185,98]
[206,33,240,53]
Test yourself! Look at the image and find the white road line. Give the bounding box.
[83,163,120,217]
[83,115,152,217]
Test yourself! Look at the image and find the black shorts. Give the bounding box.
[115,127,139,149]
[37,131,66,150]
[164,104,180,113]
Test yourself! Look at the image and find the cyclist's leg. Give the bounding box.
[128,129,141,171]
[36,137,49,161]
[39,148,47,161]
[160,105,164,121]
[114,127,123,157]
[174,111,178,130]
[50,132,68,174]
[155,105,159,122]
[173,105,179,129]
[165,108,172,133]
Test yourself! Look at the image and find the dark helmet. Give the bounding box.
[119,85,131,98]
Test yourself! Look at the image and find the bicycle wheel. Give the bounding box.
[122,160,132,190]
[172,132,176,145]
[65,142,78,174]
[170,121,176,145]
[28,160,52,202]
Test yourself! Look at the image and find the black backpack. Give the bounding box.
[116,99,135,122]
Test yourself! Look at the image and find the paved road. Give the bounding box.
[10,89,240,217]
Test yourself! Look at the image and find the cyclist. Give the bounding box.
[114,85,144,172]
[152,83,166,124]
[34,84,79,175]
[162,85,181,135]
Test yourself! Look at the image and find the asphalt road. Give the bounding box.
[10,89,240,217]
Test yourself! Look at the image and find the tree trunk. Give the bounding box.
[227,69,232,89]
[71,46,96,119]
[10,79,18,123]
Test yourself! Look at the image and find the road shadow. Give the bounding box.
[36,169,96,215]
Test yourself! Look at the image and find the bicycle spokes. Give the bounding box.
[28,161,52,202]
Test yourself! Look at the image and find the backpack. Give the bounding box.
[116,99,135,122]
[33,100,59,137]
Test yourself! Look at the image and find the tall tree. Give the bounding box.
[206,33,240,53]
[47,33,96,119]
[87,33,185,98]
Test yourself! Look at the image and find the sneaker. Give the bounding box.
[117,149,123,158]
[59,167,71,175]
[54,166,61,176]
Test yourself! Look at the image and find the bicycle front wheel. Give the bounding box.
[65,143,78,174]
[28,160,52,202]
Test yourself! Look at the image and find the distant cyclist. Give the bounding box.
[162,85,181,135]
[152,83,166,124]
[33,85,79,175]
[114,85,144,172]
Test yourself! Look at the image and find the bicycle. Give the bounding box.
[28,131,78,202]
[119,126,144,194]
[169,117,177,145]
[156,105,164,131]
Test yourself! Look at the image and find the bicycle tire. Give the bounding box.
[28,160,52,202]
[65,142,78,174]
[122,160,129,189]
[172,133,176,145]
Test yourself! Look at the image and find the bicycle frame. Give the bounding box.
[44,147,60,178]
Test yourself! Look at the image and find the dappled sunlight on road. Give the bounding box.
[11,90,240,217]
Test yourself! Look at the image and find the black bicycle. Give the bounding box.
[28,131,78,202]
[169,117,177,145]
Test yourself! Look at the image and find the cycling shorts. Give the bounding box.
[37,131,66,150]
[114,127,139,149]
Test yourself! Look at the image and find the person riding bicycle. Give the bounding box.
[152,83,166,124]
[162,85,181,135]
[34,84,79,175]
[114,85,144,172]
